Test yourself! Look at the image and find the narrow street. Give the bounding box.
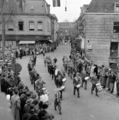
[17,45,119,120]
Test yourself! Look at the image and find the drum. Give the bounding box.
[6,94,10,101]
[85,77,89,81]
[96,82,102,92]
[76,84,81,88]
[62,78,67,82]
[60,85,66,91]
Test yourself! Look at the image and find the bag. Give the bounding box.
[96,82,102,92]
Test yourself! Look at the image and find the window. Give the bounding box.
[31,6,34,13]
[113,22,119,33]
[18,21,24,31]
[110,42,118,58]
[37,21,43,31]
[115,3,119,12]
[8,23,14,31]
[29,21,34,31]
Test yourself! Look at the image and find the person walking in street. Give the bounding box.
[33,54,37,66]
[109,71,116,94]
[20,48,23,59]
[73,72,82,98]
[91,71,99,97]
[42,50,45,59]
[81,70,88,90]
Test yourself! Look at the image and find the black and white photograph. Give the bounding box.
[0,0,119,120]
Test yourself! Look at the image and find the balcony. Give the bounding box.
[110,50,118,58]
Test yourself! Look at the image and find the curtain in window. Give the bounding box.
[29,21,34,29]
[38,22,43,30]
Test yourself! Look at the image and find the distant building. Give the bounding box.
[51,14,59,42]
[77,0,119,67]
[58,22,74,40]
[0,0,58,46]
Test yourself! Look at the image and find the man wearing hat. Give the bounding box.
[24,98,33,113]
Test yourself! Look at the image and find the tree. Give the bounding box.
[0,0,17,62]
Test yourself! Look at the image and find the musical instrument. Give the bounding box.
[62,77,67,82]
[96,82,102,92]
[85,76,90,81]
[76,84,81,88]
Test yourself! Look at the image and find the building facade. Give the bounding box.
[77,0,119,67]
[58,22,73,40]
[51,14,59,42]
[0,0,58,47]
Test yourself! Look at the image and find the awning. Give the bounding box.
[49,40,53,43]
[19,41,35,44]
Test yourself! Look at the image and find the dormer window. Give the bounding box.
[114,3,119,12]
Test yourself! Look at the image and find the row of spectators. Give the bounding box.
[0,43,56,120]
[0,61,54,120]
[0,43,57,60]
[70,38,119,97]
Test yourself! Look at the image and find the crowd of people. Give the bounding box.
[1,38,119,120]
[0,43,57,61]
[61,39,119,98]
[0,43,59,120]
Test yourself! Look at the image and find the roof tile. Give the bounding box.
[87,0,119,13]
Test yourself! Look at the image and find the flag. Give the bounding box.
[53,0,61,7]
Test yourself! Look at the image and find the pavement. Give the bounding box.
[17,44,119,120]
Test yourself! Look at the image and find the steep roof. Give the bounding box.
[87,0,119,13]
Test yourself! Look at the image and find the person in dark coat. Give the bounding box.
[29,108,39,120]
[20,49,23,59]
[109,72,116,93]
[73,73,82,98]
[91,73,99,97]
[38,104,48,120]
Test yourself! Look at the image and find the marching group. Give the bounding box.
[1,39,119,120]
[67,40,119,98]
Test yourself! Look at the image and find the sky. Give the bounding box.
[46,0,92,22]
